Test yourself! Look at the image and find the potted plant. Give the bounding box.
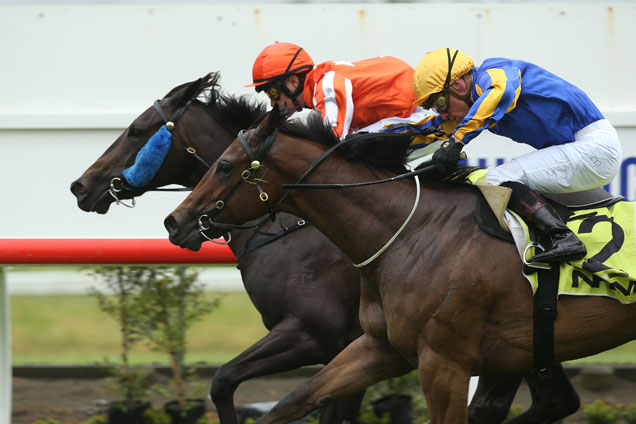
[89,266,154,424]
[133,266,218,424]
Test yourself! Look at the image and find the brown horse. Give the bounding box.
[164,107,632,423]
[71,73,577,424]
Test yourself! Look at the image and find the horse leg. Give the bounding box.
[467,373,522,424]
[506,364,580,424]
[418,349,473,424]
[210,317,328,424]
[255,334,412,424]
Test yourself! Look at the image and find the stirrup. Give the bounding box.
[523,243,552,270]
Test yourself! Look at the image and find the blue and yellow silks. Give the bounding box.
[469,170,636,304]
[454,58,604,149]
[122,125,172,188]
[381,114,457,150]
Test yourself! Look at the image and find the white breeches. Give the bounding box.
[357,107,436,133]
[484,119,622,194]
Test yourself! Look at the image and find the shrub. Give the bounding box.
[142,407,171,424]
[80,415,107,424]
[89,266,153,406]
[358,407,391,424]
[134,266,219,409]
[583,399,622,424]
[623,403,636,424]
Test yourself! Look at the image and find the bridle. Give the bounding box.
[197,125,362,237]
[107,98,212,207]
[197,125,448,267]
[198,128,280,237]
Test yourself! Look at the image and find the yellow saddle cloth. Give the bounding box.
[469,170,636,304]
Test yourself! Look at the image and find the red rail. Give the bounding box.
[0,239,235,264]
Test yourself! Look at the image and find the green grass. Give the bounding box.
[10,291,636,365]
[11,292,268,365]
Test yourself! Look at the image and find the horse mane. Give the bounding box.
[206,92,267,136]
[277,112,480,188]
[172,72,268,136]
[197,72,267,134]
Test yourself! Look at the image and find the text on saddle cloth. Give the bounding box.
[468,170,636,303]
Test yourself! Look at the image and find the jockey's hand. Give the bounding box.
[432,138,463,173]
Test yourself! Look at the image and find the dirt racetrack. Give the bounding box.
[11,365,636,423]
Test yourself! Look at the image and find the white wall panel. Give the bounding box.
[1,3,635,237]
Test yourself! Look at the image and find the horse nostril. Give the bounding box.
[70,180,88,199]
[164,215,179,236]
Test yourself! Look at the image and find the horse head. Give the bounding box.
[164,106,292,250]
[70,72,265,213]
[164,106,419,251]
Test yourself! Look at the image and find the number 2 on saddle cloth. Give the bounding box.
[469,169,635,303]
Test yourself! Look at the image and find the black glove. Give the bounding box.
[432,138,463,174]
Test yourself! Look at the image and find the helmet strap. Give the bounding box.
[443,48,460,92]
[270,47,312,112]
[282,73,308,112]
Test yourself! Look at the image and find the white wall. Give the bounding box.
[1,3,635,237]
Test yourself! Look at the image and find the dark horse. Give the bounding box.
[71,74,577,423]
[163,107,634,423]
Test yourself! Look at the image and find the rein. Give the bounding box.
[282,163,439,190]
[199,125,445,267]
[235,218,307,259]
[282,127,450,190]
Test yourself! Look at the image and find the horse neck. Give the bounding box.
[176,106,236,186]
[183,104,278,256]
[193,95,265,172]
[273,141,425,266]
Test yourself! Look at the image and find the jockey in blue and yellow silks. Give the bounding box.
[443,57,607,150]
[412,48,622,264]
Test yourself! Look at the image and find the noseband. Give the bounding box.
[198,128,279,237]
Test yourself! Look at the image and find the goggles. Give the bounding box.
[424,91,450,113]
[262,80,283,101]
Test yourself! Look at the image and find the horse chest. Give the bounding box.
[359,296,390,342]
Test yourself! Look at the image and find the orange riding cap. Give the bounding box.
[247,42,315,89]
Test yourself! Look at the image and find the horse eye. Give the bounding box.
[128,126,143,139]
[216,161,234,176]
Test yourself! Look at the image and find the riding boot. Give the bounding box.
[501,181,587,263]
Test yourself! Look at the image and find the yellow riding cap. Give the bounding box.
[413,48,475,107]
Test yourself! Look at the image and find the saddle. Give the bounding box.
[476,186,622,243]
[475,185,624,374]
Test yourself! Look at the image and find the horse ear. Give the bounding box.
[269,104,282,124]
[255,105,282,137]
[183,77,203,101]
[162,76,202,100]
